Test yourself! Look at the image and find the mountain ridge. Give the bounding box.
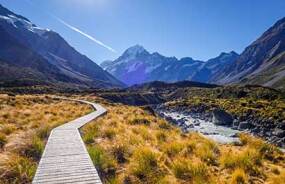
[102,17,285,89]
[101,45,238,86]
[0,4,124,88]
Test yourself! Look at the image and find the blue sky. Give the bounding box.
[0,0,284,64]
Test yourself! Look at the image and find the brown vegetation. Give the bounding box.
[82,99,285,184]
[0,94,92,183]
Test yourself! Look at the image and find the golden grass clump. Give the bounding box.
[129,147,164,183]
[172,158,209,183]
[0,155,37,184]
[0,94,92,183]
[230,168,248,184]
[220,147,262,175]
[82,99,285,184]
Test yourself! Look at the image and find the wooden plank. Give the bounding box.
[32,100,106,184]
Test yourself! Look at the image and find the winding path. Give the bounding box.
[32,99,106,184]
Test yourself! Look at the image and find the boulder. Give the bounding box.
[212,109,233,126]
[238,121,253,130]
[232,119,239,128]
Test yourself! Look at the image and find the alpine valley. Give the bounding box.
[102,17,285,89]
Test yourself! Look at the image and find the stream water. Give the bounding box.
[160,111,241,144]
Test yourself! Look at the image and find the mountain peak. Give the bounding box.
[219,51,238,57]
[123,44,148,56]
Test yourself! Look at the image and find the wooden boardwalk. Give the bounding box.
[32,100,106,184]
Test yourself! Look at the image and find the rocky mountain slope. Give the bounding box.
[214,17,285,89]
[101,45,206,86]
[102,17,285,89]
[0,4,124,88]
[101,45,238,86]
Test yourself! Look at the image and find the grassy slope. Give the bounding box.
[0,95,92,184]
[81,96,285,184]
[166,86,285,122]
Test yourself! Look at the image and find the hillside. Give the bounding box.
[0,4,124,88]
[215,17,285,89]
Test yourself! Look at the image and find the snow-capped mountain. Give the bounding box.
[0,4,124,88]
[102,17,285,89]
[101,45,238,86]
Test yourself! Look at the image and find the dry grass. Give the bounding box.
[0,94,92,183]
[1,94,284,183]
[82,97,285,184]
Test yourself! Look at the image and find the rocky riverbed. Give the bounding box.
[155,105,285,148]
[156,110,241,144]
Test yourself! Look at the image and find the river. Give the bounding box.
[159,111,241,144]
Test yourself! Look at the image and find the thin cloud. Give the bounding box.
[25,0,116,53]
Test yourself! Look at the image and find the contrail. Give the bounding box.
[25,0,116,53]
[54,16,117,53]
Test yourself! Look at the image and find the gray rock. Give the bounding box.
[238,121,253,130]
[272,128,285,138]
[277,122,285,130]
[212,109,233,126]
[232,119,239,128]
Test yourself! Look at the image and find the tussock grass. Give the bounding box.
[172,158,209,183]
[88,145,117,179]
[0,155,37,184]
[82,97,285,184]
[220,148,262,175]
[230,168,248,184]
[0,94,92,183]
[130,147,163,182]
